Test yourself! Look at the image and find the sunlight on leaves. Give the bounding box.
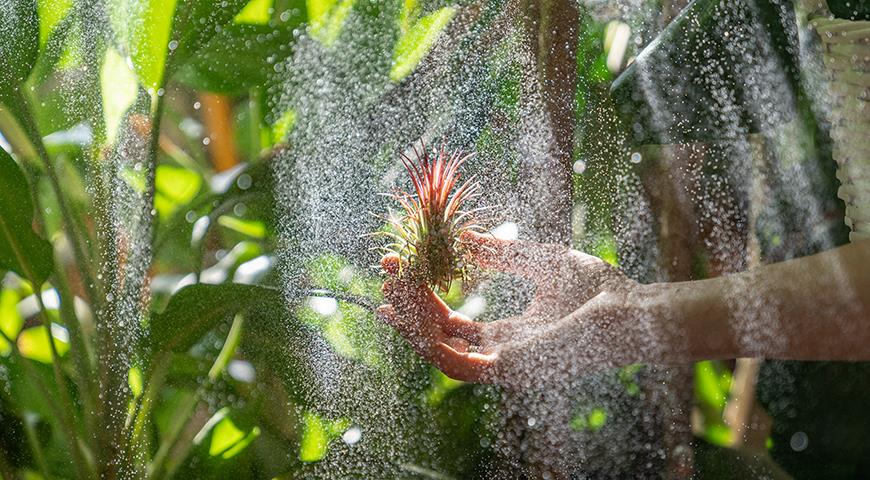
[390,7,456,82]
[208,414,260,459]
[299,412,350,462]
[307,0,355,46]
[271,109,296,145]
[0,289,24,355]
[128,366,144,398]
[570,407,607,433]
[37,0,73,48]
[425,370,464,407]
[217,215,267,238]
[124,0,178,90]
[234,0,273,25]
[695,360,731,411]
[101,48,138,145]
[17,326,69,364]
[155,164,202,219]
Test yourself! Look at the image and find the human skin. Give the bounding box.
[377,232,870,386]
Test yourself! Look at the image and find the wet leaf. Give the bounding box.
[0,0,39,97]
[0,149,54,285]
[100,47,139,145]
[150,283,282,354]
[390,6,456,82]
[307,0,354,45]
[109,0,249,90]
[176,24,299,95]
[37,0,73,48]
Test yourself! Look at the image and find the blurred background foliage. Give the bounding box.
[0,0,866,478]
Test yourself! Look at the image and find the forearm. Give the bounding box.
[648,240,870,362]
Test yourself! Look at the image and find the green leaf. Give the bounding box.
[234,0,273,25]
[0,149,54,285]
[299,412,350,462]
[390,6,455,82]
[0,0,40,97]
[18,325,69,363]
[150,283,282,354]
[207,412,260,459]
[109,0,249,91]
[120,0,177,90]
[217,215,266,238]
[100,47,139,145]
[307,0,355,45]
[695,360,732,411]
[0,288,24,355]
[175,24,298,95]
[37,0,73,48]
[154,164,202,219]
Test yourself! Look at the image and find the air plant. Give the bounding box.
[379,142,485,292]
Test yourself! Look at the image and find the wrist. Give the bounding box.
[633,279,739,362]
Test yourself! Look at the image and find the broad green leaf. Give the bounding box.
[100,47,138,145]
[175,24,297,95]
[217,215,266,238]
[37,0,72,47]
[17,325,69,363]
[154,164,202,219]
[0,149,54,285]
[150,283,282,354]
[110,0,249,91]
[390,6,455,82]
[695,360,732,411]
[0,288,24,355]
[234,0,272,24]
[0,0,40,96]
[124,0,177,90]
[307,0,355,45]
[299,412,350,462]
[208,413,260,459]
[271,109,296,144]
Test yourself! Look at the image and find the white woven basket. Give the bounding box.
[810,16,870,241]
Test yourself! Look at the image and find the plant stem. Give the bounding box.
[4,90,103,312]
[23,412,54,480]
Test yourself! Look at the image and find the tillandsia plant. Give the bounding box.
[379,142,486,292]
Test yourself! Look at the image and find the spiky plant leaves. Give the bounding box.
[378,142,485,291]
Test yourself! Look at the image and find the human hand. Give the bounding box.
[378,231,644,385]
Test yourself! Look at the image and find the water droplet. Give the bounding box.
[630,152,642,164]
[237,173,252,190]
[573,160,586,174]
[790,431,808,452]
[168,40,178,51]
[342,426,361,445]
[193,101,201,110]
[202,137,211,146]
[527,417,536,427]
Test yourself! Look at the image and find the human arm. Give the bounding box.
[378,233,870,385]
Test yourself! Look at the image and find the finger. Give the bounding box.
[459,231,568,285]
[440,311,485,344]
[430,342,496,383]
[444,336,470,352]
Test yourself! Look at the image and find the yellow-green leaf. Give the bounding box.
[307,0,355,45]
[234,0,272,25]
[18,325,69,363]
[154,164,201,219]
[390,7,455,82]
[101,47,138,145]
